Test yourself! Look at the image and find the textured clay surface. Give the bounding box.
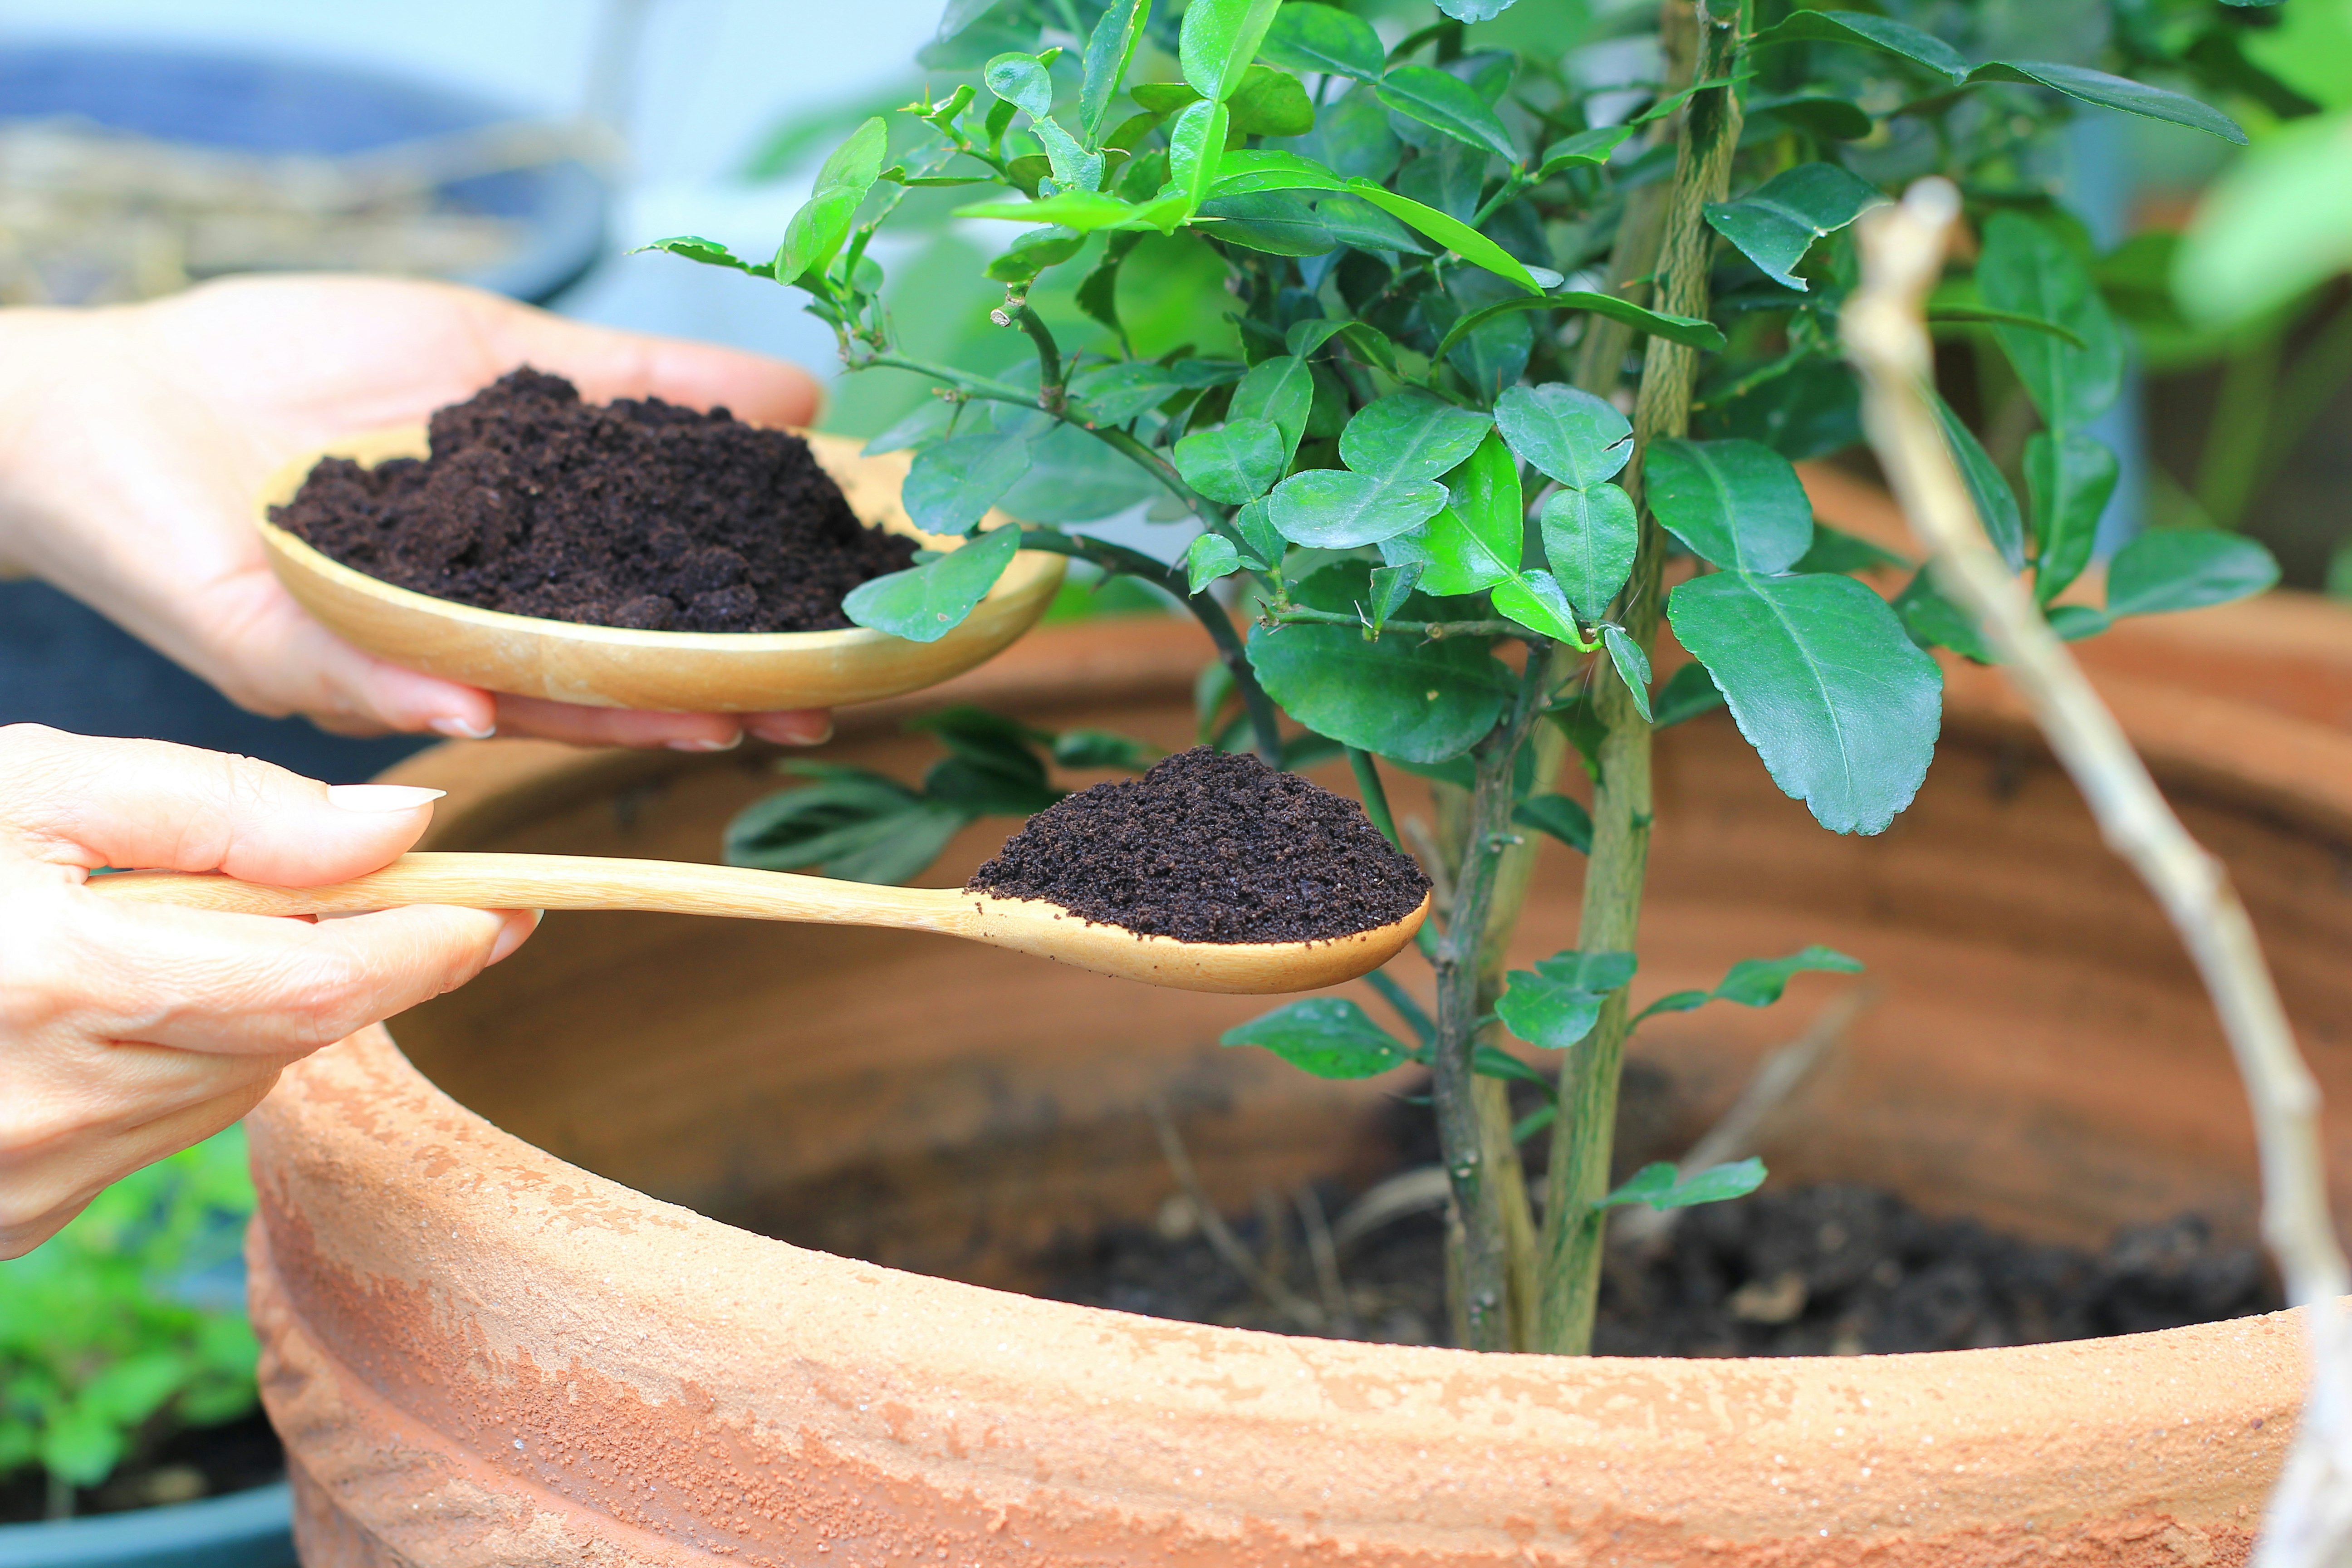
[272,368,915,632]
[967,747,1430,942]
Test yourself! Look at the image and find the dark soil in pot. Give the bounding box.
[0,1411,281,1523]
[272,368,915,632]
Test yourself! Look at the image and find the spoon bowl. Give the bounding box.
[254,428,1065,712]
[88,853,1431,995]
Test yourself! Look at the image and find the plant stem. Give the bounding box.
[1536,0,1745,1357]
[1429,653,1553,1350]
[1348,748,1403,847]
[1261,605,1524,638]
[2195,329,2280,531]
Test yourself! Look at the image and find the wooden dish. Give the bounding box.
[252,427,1065,712]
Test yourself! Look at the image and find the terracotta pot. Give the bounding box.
[246,612,2352,1566]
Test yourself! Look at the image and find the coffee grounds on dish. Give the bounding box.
[965,747,1431,944]
[270,368,916,633]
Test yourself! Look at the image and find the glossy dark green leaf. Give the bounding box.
[1313,193,1428,253]
[1703,163,1886,292]
[1368,562,1423,629]
[1603,625,1653,722]
[1247,563,1512,762]
[1668,570,1941,834]
[1173,416,1288,504]
[1080,0,1151,144]
[1652,660,1726,727]
[1411,434,1522,595]
[1744,92,1876,141]
[1791,523,1912,576]
[2105,528,2280,617]
[1715,945,1866,1005]
[1597,1158,1766,1211]
[1181,0,1284,101]
[843,525,1024,643]
[1070,360,1185,422]
[1170,99,1231,215]
[1537,125,1635,176]
[1644,437,1815,574]
[1228,496,1287,568]
[1285,88,1401,182]
[985,52,1054,118]
[725,761,923,873]
[1893,569,1996,664]
[1187,531,1243,593]
[1205,149,1349,199]
[1976,212,2123,430]
[1746,10,1969,82]
[1538,483,1639,620]
[1514,793,1593,853]
[1497,968,1610,1049]
[1930,390,2026,572]
[1198,190,1335,254]
[1268,469,1451,547]
[1495,383,1633,488]
[778,186,860,283]
[2024,430,2119,604]
[1228,66,1317,135]
[1376,64,1517,161]
[1340,391,1494,481]
[1230,354,1315,458]
[1219,998,1414,1078]
[903,430,1033,534]
[1965,62,2246,144]
[1344,179,1553,294]
[1491,569,1584,643]
[1260,1,1386,79]
[1927,303,2088,349]
[636,234,766,274]
[997,425,1161,523]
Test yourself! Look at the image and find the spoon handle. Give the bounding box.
[87,853,968,931]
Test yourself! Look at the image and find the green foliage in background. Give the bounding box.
[1,1128,258,1509]
[663,0,2285,1353]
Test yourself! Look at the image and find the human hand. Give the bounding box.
[0,725,537,1257]
[0,274,832,750]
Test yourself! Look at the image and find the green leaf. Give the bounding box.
[1644,437,1815,574]
[1514,793,1593,853]
[903,431,1033,535]
[1313,193,1429,253]
[1080,0,1151,144]
[956,190,1161,230]
[1473,1043,1554,1093]
[1964,61,2245,144]
[1930,390,2026,572]
[1603,625,1653,722]
[1497,968,1610,1049]
[1344,178,1553,294]
[1261,2,1387,79]
[1291,88,1404,182]
[2024,431,2119,604]
[998,426,1163,523]
[1792,523,1912,576]
[1229,496,1287,567]
[1339,390,1494,481]
[1220,997,1413,1078]
[1976,212,2123,430]
[991,54,1058,121]
[1181,0,1284,101]
[1228,65,1318,136]
[1204,149,1351,198]
[1539,483,1640,620]
[1247,563,1512,762]
[1668,570,1942,835]
[1268,469,1451,548]
[1491,569,1585,644]
[1376,64,1518,162]
[1197,190,1334,255]
[2106,528,2280,617]
[1597,1158,1767,1211]
[1748,10,1967,80]
[634,234,765,274]
[1437,0,1518,19]
[1433,292,1724,365]
[1744,92,1876,141]
[1052,728,1159,770]
[1893,569,1996,663]
[1368,562,1422,629]
[1071,360,1185,422]
[1495,382,1633,488]
[1187,531,1243,593]
[1170,98,1232,216]
[1652,660,1725,728]
[1174,416,1289,503]
[778,186,861,283]
[2175,113,2352,329]
[1703,163,1886,293]
[1927,303,2088,350]
[1415,430,1522,595]
[1537,124,1635,176]
[1719,945,1865,1005]
[843,525,1023,643]
[1230,354,1315,458]
[985,225,1089,283]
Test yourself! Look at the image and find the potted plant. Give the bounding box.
[240,0,2345,1560]
[0,1127,294,1566]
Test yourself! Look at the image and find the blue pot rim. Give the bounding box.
[0,1480,291,1568]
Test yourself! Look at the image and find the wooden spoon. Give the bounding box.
[254,427,1066,712]
[88,854,1432,995]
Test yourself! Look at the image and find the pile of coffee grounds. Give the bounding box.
[965,747,1431,943]
[1046,1181,2279,1354]
[270,368,916,632]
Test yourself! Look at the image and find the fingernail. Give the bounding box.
[327,784,446,813]
[666,732,745,753]
[429,716,496,740]
[749,715,833,747]
[490,909,543,965]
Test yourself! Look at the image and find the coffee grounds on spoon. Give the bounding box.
[271,368,916,633]
[967,748,1431,944]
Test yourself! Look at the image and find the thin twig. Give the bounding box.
[1296,1184,1358,1336]
[1613,987,1870,1251]
[1401,815,1457,912]
[1332,1165,1451,1251]
[1147,1101,1324,1330]
[1844,179,2352,1568]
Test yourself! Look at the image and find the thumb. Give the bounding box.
[0,725,444,886]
